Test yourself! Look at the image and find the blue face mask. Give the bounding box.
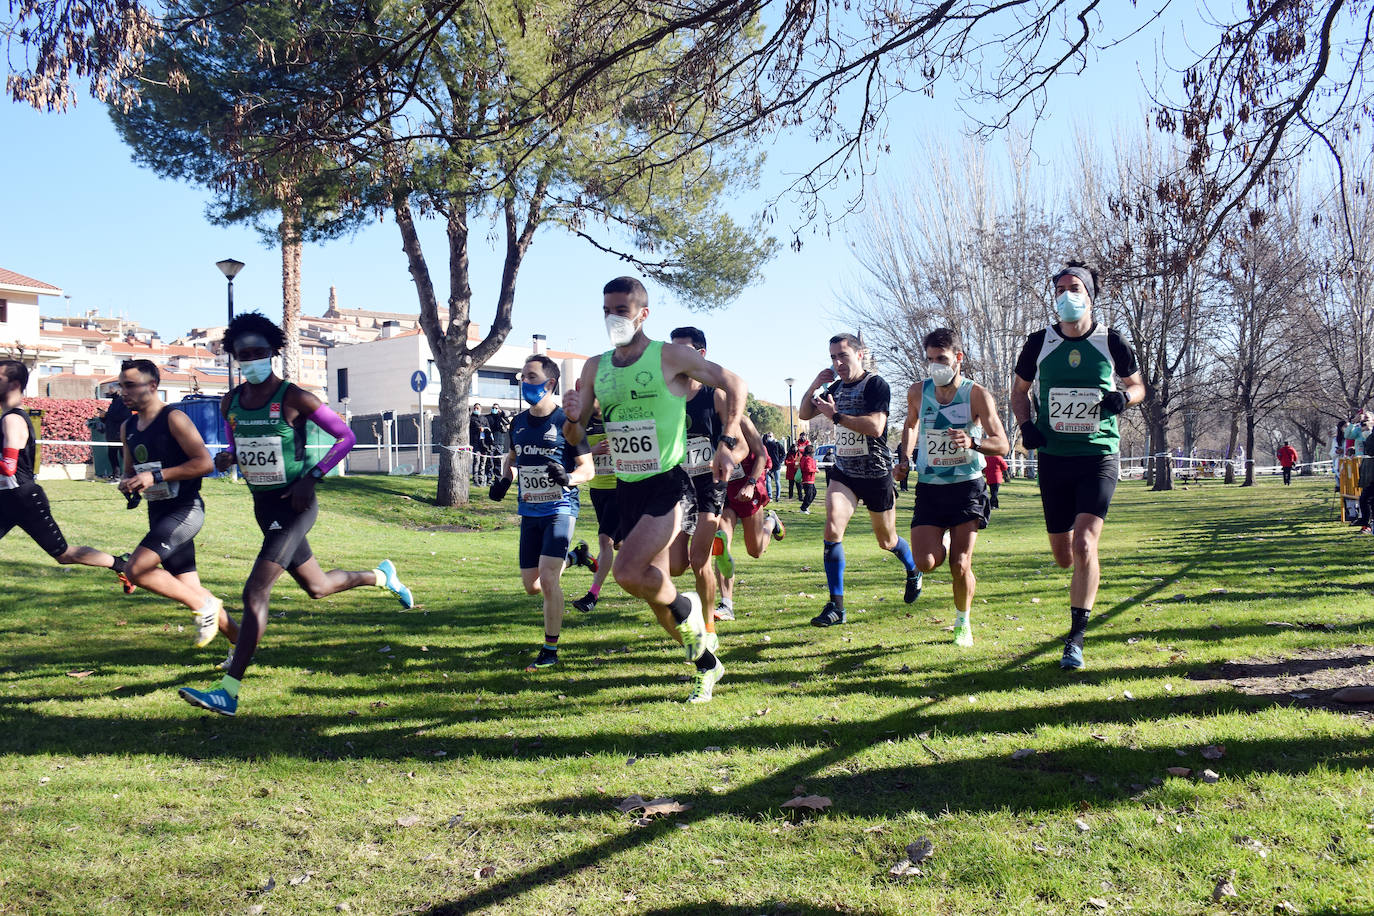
[240,357,273,384]
[521,380,549,405]
[1055,290,1088,322]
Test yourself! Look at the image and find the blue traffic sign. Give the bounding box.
[410,370,428,393]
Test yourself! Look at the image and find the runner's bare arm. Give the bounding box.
[740,415,767,479]
[567,451,595,486]
[215,391,236,471]
[966,384,1008,455]
[1010,375,1035,426]
[664,343,745,438]
[164,409,214,480]
[562,356,600,446]
[797,369,836,422]
[0,412,27,480]
[813,391,886,438]
[1119,372,1146,406]
[895,382,921,482]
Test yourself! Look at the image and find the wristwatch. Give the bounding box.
[151,468,164,485]
[308,466,326,481]
[969,436,981,454]
[718,434,739,450]
[833,412,847,426]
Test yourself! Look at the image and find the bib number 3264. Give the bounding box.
[236,436,287,485]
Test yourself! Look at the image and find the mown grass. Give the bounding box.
[1,473,1372,915]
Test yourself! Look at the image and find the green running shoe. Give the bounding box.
[953,613,973,647]
[687,658,725,703]
[712,531,734,579]
[675,592,707,662]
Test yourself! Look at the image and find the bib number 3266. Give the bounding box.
[606,419,662,475]
[236,436,287,485]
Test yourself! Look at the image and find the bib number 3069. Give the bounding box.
[236,436,287,485]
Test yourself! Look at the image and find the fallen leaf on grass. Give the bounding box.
[1332,686,1374,704]
[1122,690,1135,700]
[66,670,94,678]
[1087,898,1109,910]
[1200,744,1226,760]
[1165,767,1192,777]
[888,859,923,879]
[1199,769,1220,784]
[248,877,276,896]
[782,795,832,812]
[863,825,886,834]
[1274,901,1298,913]
[396,815,422,828]
[614,795,691,816]
[475,865,496,880]
[288,872,313,886]
[1075,819,1091,833]
[906,837,934,864]
[1011,748,1035,760]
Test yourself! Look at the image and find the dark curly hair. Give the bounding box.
[222,311,286,357]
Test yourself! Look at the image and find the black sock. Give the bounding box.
[667,592,693,624]
[111,554,127,574]
[696,648,718,671]
[829,594,844,609]
[1068,607,1090,647]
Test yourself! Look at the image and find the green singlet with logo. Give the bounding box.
[1032,324,1120,457]
[228,380,307,490]
[594,340,686,482]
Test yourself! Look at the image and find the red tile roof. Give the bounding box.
[42,326,110,341]
[0,267,62,293]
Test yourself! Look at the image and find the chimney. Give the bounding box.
[532,333,547,355]
[380,320,400,339]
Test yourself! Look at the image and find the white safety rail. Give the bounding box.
[1115,453,1333,480]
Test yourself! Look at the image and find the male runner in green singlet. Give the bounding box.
[563,278,746,703]
[177,313,415,716]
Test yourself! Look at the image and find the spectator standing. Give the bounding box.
[798,443,818,513]
[1277,441,1297,485]
[104,389,132,477]
[489,404,511,455]
[784,445,799,500]
[762,431,785,501]
[983,451,1009,508]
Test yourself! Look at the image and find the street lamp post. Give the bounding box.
[216,259,244,386]
[784,377,795,445]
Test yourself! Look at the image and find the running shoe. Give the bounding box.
[217,647,235,671]
[676,592,708,662]
[705,631,720,655]
[1060,642,1085,670]
[712,531,734,579]
[572,591,598,613]
[714,600,735,621]
[192,596,222,648]
[115,553,136,595]
[569,540,597,572]
[376,559,414,609]
[767,510,785,541]
[524,647,559,671]
[903,569,923,604]
[810,601,846,627]
[953,613,973,647]
[178,679,237,716]
[1363,527,1372,535]
[687,658,725,704]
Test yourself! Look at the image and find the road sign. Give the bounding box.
[410,370,428,393]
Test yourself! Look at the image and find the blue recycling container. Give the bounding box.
[175,395,230,478]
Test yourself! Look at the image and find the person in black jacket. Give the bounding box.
[103,388,132,478]
[762,431,785,501]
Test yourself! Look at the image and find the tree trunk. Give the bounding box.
[435,360,474,506]
[1242,414,1257,486]
[279,196,303,382]
[1150,412,1173,491]
[1223,411,1240,484]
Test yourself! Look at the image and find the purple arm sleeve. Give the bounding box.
[221,418,235,454]
[307,404,356,475]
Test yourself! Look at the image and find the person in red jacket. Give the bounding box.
[798,443,819,513]
[982,452,1009,509]
[1277,441,1297,486]
[784,444,799,500]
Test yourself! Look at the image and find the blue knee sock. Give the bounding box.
[823,540,845,602]
[889,536,916,573]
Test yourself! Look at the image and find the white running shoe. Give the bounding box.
[687,659,725,703]
[675,591,707,662]
[217,647,235,671]
[192,597,222,648]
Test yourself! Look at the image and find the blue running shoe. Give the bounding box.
[377,559,414,608]
[178,679,238,716]
[1060,642,1085,670]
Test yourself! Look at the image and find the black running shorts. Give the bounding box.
[1036,453,1120,534]
[0,482,68,558]
[251,489,318,570]
[589,487,620,539]
[140,498,205,576]
[909,479,989,532]
[691,472,727,518]
[826,465,896,513]
[518,512,576,569]
[614,465,696,543]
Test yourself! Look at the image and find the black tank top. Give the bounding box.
[684,386,720,444]
[123,407,201,505]
[0,406,36,488]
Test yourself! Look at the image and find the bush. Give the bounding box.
[22,397,109,464]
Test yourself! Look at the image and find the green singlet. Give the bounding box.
[593,340,686,483]
[227,380,307,491]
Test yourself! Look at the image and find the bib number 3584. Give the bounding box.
[236,436,287,485]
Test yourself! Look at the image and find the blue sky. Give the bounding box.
[0,9,1183,408]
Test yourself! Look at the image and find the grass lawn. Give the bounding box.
[2,473,1372,915]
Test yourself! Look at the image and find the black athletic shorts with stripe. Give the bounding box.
[0,482,68,557]
[139,497,204,576]
[252,489,318,570]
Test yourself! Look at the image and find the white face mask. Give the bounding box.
[1055,290,1089,322]
[927,361,957,387]
[605,314,638,347]
[240,357,273,384]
